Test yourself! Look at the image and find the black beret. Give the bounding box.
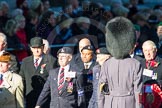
[96,47,110,54]
[81,45,94,52]
[57,47,73,55]
[105,16,136,59]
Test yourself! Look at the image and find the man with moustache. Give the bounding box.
[35,47,85,108]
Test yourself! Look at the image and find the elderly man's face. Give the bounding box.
[0,40,6,51]
[31,46,44,57]
[58,53,72,67]
[0,62,9,73]
[81,50,93,63]
[143,45,157,61]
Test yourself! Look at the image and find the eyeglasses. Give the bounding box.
[57,55,69,58]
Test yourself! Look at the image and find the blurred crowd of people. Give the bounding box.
[0,0,162,59]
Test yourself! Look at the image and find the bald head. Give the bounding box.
[79,38,91,53]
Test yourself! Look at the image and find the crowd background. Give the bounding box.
[0,0,162,61]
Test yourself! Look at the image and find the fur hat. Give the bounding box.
[105,17,136,59]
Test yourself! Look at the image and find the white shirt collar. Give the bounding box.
[0,71,10,78]
[130,53,134,58]
[84,61,93,69]
[34,56,43,65]
[60,64,70,73]
[0,50,5,56]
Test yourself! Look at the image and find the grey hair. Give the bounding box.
[43,39,49,49]
[0,32,7,44]
[142,40,157,49]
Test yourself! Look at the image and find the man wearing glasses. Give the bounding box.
[35,47,85,108]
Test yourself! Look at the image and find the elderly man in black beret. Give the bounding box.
[74,44,97,107]
[35,47,85,108]
[88,47,111,108]
[19,37,57,108]
[98,17,143,108]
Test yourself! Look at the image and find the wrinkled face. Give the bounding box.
[58,53,72,67]
[31,46,44,57]
[81,50,93,63]
[143,45,157,61]
[0,40,6,51]
[0,62,9,73]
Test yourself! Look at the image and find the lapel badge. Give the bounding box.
[40,64,46,74]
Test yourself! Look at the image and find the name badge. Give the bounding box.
[65,71,76,78]
[143,69,153,77]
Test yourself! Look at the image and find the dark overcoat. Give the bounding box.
[19,54,57,108]
[36,65,85,108]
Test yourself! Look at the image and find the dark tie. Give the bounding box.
[85,64,89,69]
[34,58,39,68]
[58,68,64,94]
[0,74,3,85]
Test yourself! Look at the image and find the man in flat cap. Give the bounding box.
[19,37,57,108]
[35,47,85,108]
[0,52,24,108]
[88,47,111,108]
[98,17,143,108]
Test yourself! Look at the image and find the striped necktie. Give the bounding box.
[34,58,39,68]
[58,68,65,94]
